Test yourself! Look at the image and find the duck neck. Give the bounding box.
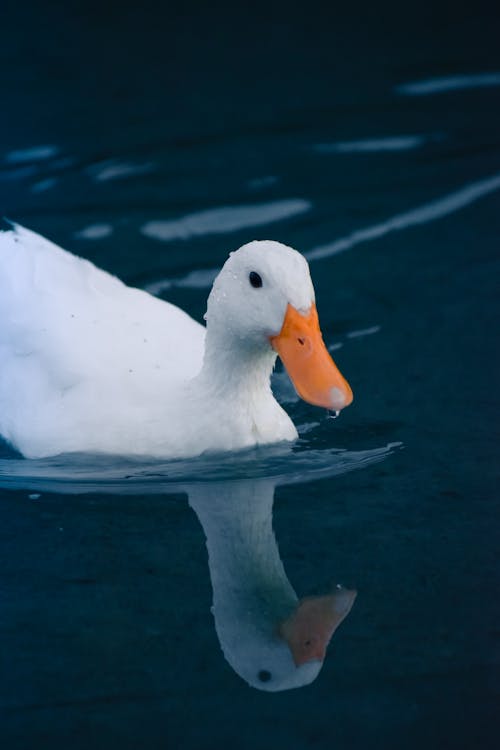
[189,480,297,619]
[196,327,278,402]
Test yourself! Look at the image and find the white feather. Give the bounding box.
[0,226,316,458]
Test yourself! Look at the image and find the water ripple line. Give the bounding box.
[4,144,60,164]
[396,72,500,96]
[144,173,500,292]
[313,135,428,153]
[305,172,500,261]
[141,198,311,243]
[0,442,402,495]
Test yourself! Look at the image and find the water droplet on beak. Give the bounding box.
[326,409,340,420]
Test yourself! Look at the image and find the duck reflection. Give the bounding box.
[0,442,399,694]
[189,478,356,692]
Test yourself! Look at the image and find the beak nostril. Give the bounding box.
[297,337,305,346]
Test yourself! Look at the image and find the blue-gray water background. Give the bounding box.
[0,1,499,748]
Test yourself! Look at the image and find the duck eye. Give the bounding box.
[257,670,272,682]
[249,271,263,288]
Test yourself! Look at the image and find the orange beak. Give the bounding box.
[279,589,357,667]
[270,303,353,411]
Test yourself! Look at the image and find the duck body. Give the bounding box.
[0,225,351,459]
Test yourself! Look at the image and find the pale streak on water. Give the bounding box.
[141,198,311,242]
[30,177,59,193]
[346,326,381,339]
[87,159,156,182]
[145,268,219,295]
[305,172,500,261]
[74,223,114,240]
[313,135,428,153]
[396,71,500,96]
[144,172,500,292]
[4,144,60,163]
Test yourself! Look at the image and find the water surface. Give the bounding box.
[0,2,499,748]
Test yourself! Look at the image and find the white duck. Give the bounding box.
[0,224,352,459]
[189,478,356,692]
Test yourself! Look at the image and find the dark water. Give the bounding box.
[1,1,499,748]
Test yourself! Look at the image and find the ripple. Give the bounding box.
[346,326,381,339]
[141,199,311,242]
[0,442,402,495]
[145,268,218,295]
[4,145,60,164]
[247,175,279,190]
[0,165,38,181]
[396,72,500,96]
[30,177,59,193]
[313,135,428,153]
[87,160,155,182]
[74,223,114,240]
[143,173,500,293]
[306,172,500,261]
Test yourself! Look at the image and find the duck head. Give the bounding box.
[228,586,357,693]
[204,241,353,412]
